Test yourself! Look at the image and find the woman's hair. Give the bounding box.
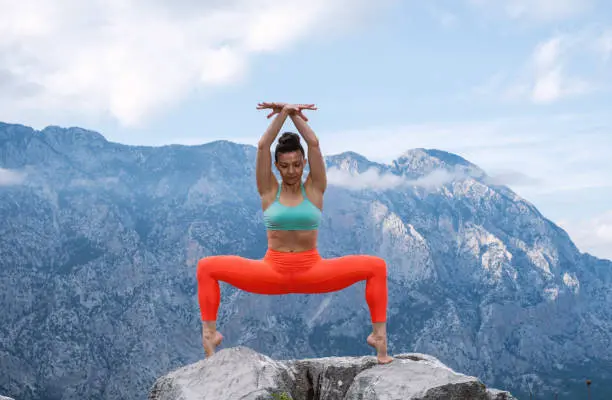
[274,132,304,163]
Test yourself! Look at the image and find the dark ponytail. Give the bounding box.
[274,132,304,162]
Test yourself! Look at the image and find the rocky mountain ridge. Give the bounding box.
[0,122,610,400]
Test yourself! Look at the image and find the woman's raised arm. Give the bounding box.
[286,105,326,193]
[255,103,288,196]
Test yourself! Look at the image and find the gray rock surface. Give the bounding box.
[148,346,516,400]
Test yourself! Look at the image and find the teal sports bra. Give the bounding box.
[263,182,322,231]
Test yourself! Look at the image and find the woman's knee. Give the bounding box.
[196,256,218,281]
[372,256,387,276]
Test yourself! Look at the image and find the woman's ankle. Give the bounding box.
[202,321,217,334]
[372,322,386,336]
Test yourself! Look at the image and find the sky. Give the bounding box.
[0,0,611,259]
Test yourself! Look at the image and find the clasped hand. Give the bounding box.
[256,102,317,121]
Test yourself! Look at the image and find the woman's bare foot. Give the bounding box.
[367,333,393,364]
[202,329,223,358]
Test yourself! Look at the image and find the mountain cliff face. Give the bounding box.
[0,122,610,400]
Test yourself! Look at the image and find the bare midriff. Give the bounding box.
[266,230,318,252]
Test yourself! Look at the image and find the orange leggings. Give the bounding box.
[196,248,387,323]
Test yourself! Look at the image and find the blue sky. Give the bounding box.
[0,0,611,259]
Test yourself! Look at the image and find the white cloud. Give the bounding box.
[326,153,542,193]
[0,0,390,127]
[529,35,595,103]
[469,0,592,21]
[530,36,565,102]
[328,166,405,191]
[327,166,470,191]
[558,211,612,260]
[484,170,541,186]
[533,37,563,70]
[0,168,26,186]
[474,28,611,104]
[407,169,466,189]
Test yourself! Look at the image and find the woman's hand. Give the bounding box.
[257,102,316,121]
[282,103,317,121]
[256,102,287,119]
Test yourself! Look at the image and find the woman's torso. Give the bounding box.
[261,178,323,252]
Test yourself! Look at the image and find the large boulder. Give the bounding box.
[149,346,515,400]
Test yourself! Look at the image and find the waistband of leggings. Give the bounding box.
[263,247,322,266]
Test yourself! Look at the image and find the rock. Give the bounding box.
[486,388,516,399]
[148,346,516,400]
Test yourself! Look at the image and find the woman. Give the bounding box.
[196,102,393,364]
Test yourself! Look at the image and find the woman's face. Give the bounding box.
[275,151,306,184]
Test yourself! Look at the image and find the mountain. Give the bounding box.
[0,122,611,400]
